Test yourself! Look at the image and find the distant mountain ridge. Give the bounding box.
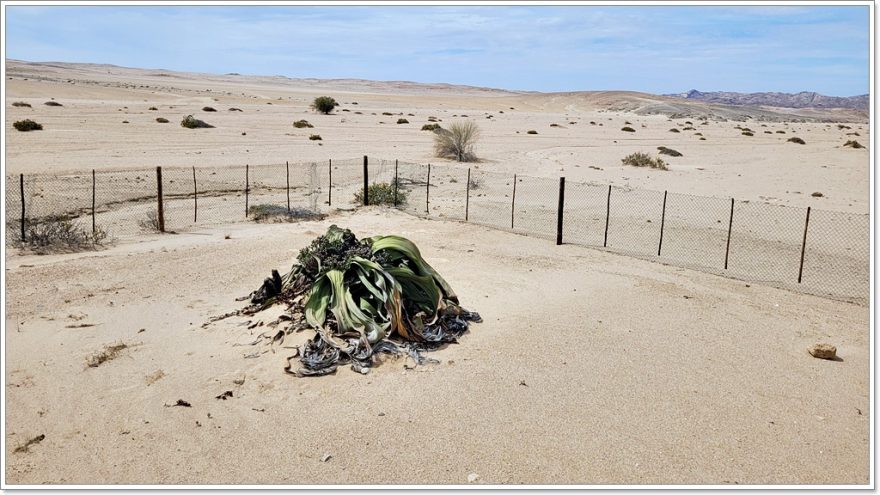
[667,89,868,111]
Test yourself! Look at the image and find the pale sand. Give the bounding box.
[4,60,869,213]
[3,61,871,485]
[3,210,870,485]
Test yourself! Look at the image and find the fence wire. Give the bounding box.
[4,158,870,304]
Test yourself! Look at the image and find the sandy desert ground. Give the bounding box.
[2,60,872,486]
[3,209,870,485]
[3,60,870,213]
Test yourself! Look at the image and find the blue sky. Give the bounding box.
[4,5,871,96]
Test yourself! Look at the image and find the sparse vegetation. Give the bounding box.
[354,181,407,206]
[229,108,243,112]
[86,342,129,368]
[434,121,480,162]
[13,119,43,131]
[12,101,31,107]
[149,106,158,111]
[742,131,754,136]
[621,126,636,132]
[293,120,314,128]
[310,96,339,114]
[421,123,442,131]
[396,118,409,124]
[621,152,668,170]
[156,117,169,123]
[657,146,682,157]
[138,211,162,232]
[382,112,394,116]
[248,204,325,222]
[669,128,680,133]
[787,137,806,144]
[550,123,561,127]
[44,101,63,107]
[18,216,109,253]
[526,130,538,135]
[776,130,786,134]
[309,134,322,141]
[180,115,214,129]
[202,106,217,112]
[843,140,865,149]
[811,192,824,197]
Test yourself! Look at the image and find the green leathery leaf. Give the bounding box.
[369,235,458,302]
[385,266,441,316]
[304,276,332,328]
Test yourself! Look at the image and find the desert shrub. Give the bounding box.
[311,96,338,114]
[668,128,680,133]
[202,106,217,112]
[843,140,865,149]
[837,124,851,130]
[293,120,314,128]
[657,146,682,157]
[122,120,129,124]
[156,117,169,123]
[181,115,214,129]
[847,132,860,136]
[787,137,806,144]
[18,216,109,253]
[396,118,409,124]
[12,101,31,107]
[776,130,786,134]
[683,126,695,131]
[694,132,703,136]
[248,204,325,222]
[550,123,561,127]
[621,152,668,170]
[526,130,538,134]
[624,121,632,125]
[421,123,442,131]
[353,181,407,206]
[811,192,824,197]
[229,107,243,112]
[44,101,63,107]
[137,211,164,232]
[742,131,754,136]
[699,137,706,141]
[427,116,438,122]
[149,106,158,111]
[309,134,322,141]
[621,126,635,132]
[764,131,773,134]
[434,121,480,162]
[13,119,43,131]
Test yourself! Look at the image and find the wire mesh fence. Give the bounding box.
[4,157,870,304]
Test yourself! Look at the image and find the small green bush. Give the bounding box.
[149,106,158,111]
[229,107,243,112]
[311,96,338,114]
[668,128,680,133]
[12,101,31,107]
[396,118,409,124]
[811,192,824,197]
[382,112,394,116]
[621,126,636,132]
[776,130,786,134]
[787,137,805,144]
[44,101,63,107]
[657,146,682,157]
[181,115,214,129]
[527,130,538,134]
[621,152,668,170]
[156,117,169,123]
[293,120,314,128]
[248,204,325,222]
[202,106,217,112]
[13,119,43,131]
[354,181,407,206]
[843,140,865,149]
[309,134,322,141]
[421,123,442,131]
[742,131,754,136]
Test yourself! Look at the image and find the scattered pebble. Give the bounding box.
[467,473,480,483]
[808,343,837,360]
[321,453,332,462]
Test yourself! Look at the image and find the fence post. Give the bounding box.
[657,190,667,256]
[426,163,431,214]
[393,159,399,207]
[192,166,198,223]
[511,174,517,229]
[465,168,471,221]
[797,206,811,283]
[19,174,25,241]
[328,159,332,206]
[363,156,369,206]
[556,177,565,245]
[724,198,734,269]
[245,164,249,217]
[156,166,165,233]
[92,169,96,234]
[286,161,290,213]
[603,185,611,248]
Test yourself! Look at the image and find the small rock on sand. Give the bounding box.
[321,453,332,462]
[809,343,837,360]
[467,473,480,483]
